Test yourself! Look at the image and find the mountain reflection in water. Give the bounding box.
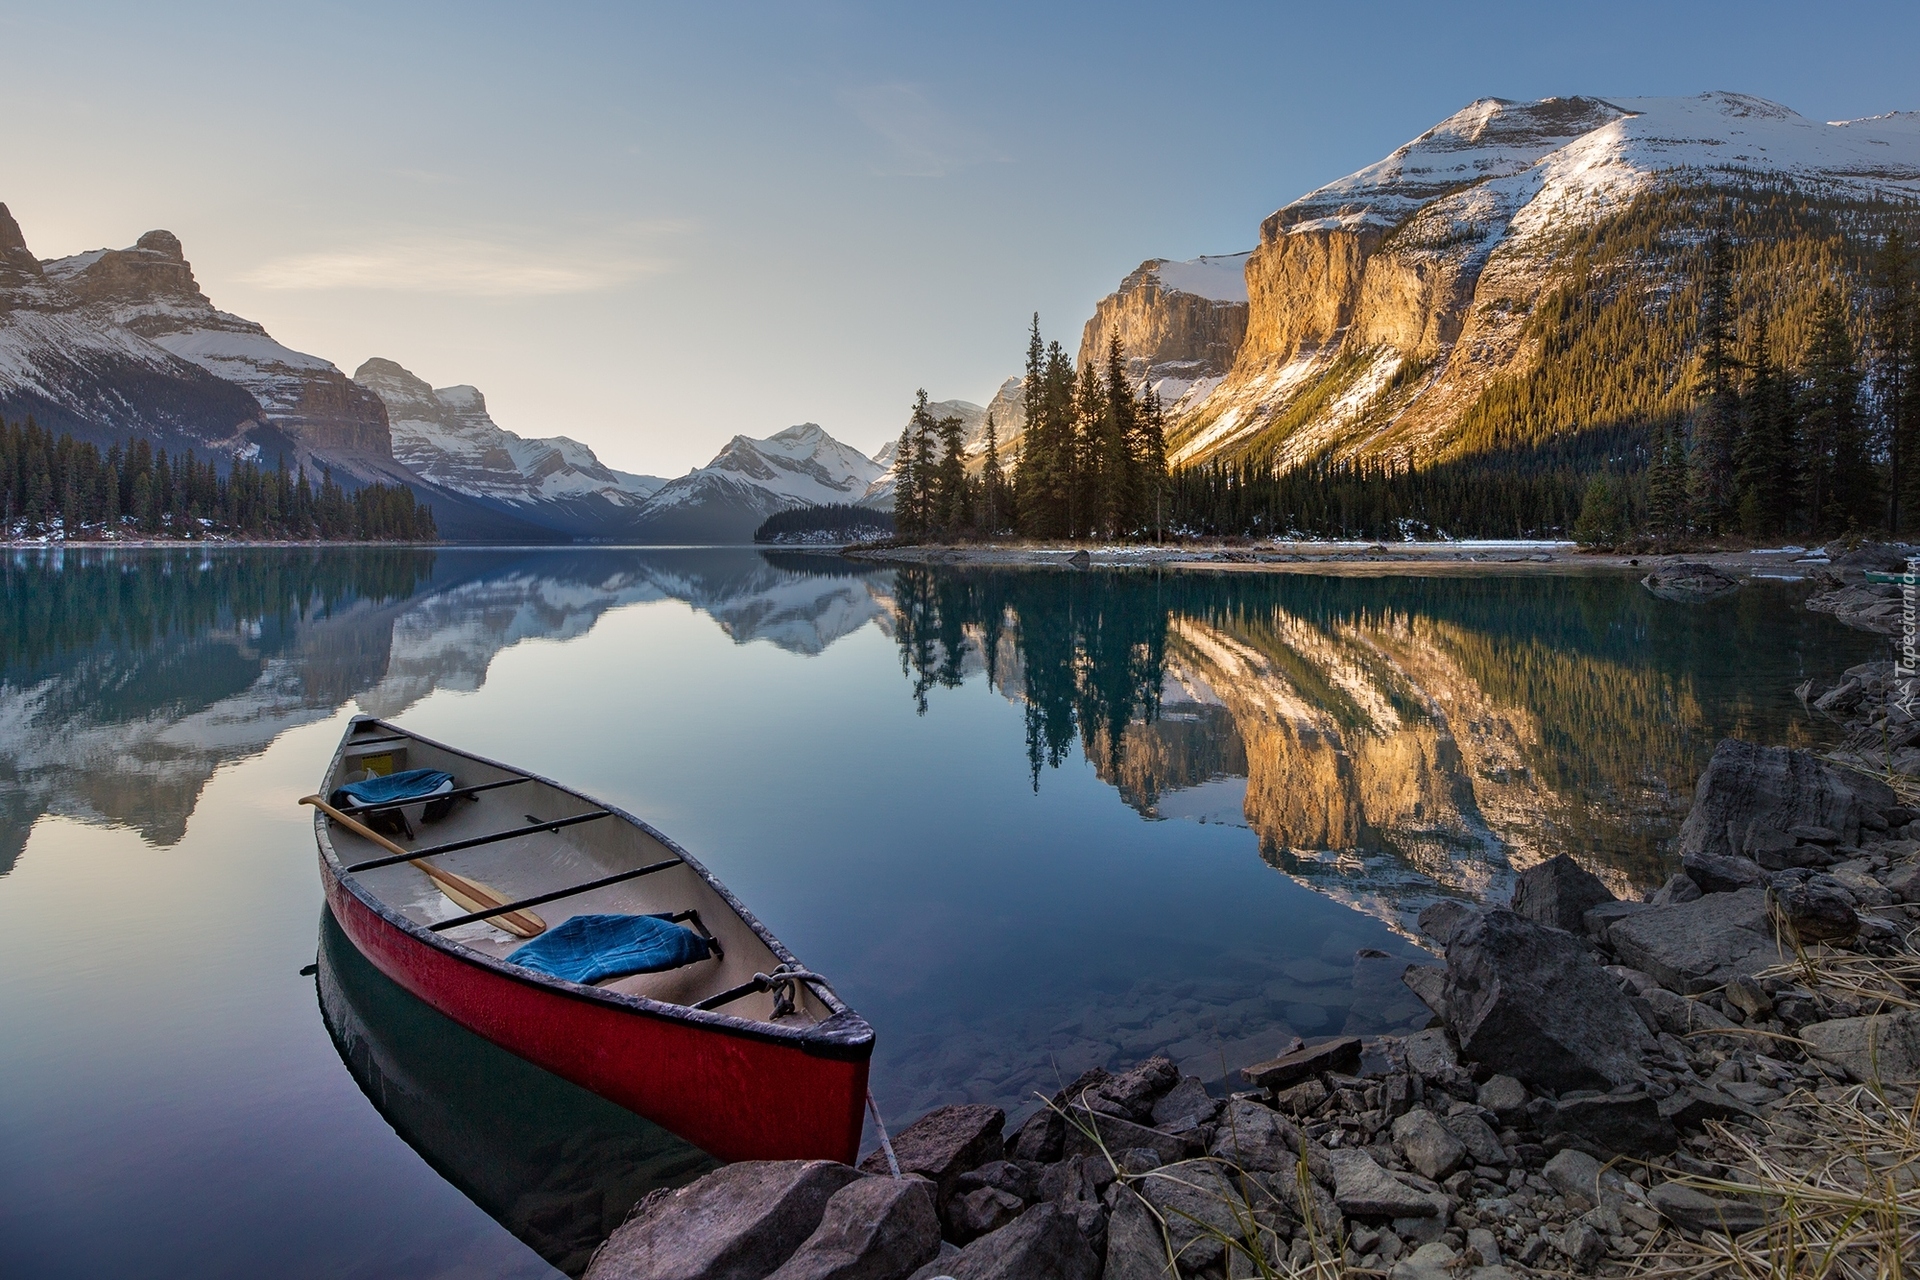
[316,910,716,1276]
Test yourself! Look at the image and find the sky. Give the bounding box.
[3,0,1918,476]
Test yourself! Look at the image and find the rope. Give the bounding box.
[752,964,836,1020]
[866,1090,902,1179]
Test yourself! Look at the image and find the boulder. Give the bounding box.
[1101,1186,1173,1280]
[1441,909,1654,1091]
[1138,1163,1240,1270]
[766,1177,942,1280]
[585,1160,866,1280]
[1061,1110,1187,1167]
[1327,1148,1438,1219]
[861,1105,1005,1209]
[1442,1112,1507,1167]
[1207,1098,1320,1179]
[1401,964,1449,1023]
[1509,854,1615,932]
[1008,1070,1109,1162]
[1606,888,1782,995]
[1149,1075,1218,1129]
[1475,1075,1528,1123]
[1680,850,1766,895]
[1676,740,1895,859]
[1541,1092,1677,1156]
[1657,1085,1759,1130]
[1581,900,1648,943]
[1648,1182,1767,1235]
[1417,900,1481,947]
[1240,1036,1361,1090]
[1391,1109,1467,1180]
[931,1202,1099,1280]
[944,1187,1024,1244]
[1642,562,1740,602]
[1081,1057,1179,1122]
[1640,986,1736,1037]
[1399,1028,1460,1079]
[1801,1010,1920,1085]
[1767,869,1860,942]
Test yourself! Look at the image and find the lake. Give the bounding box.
[0,546,1877,1278]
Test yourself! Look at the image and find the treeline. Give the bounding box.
[891,322,1170,542]
[753,503,895,543]
[1575,225,1919,545]
[1,418,437,542]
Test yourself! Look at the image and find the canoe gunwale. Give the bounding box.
[317,715,874,1062]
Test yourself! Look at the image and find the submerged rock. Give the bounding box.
[1642,561,1740,601]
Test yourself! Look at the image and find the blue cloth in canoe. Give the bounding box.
[506,913,712,984]
[332,768,453,808]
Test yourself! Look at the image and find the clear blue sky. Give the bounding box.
[3,1,1915,473]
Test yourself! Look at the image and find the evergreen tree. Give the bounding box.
[892,420,920,541]
[1734,315,1796,538]
[1572,473,1626,547]
[1870,229,1919,531]
[1798,289,1871,533]
[1137,385,1168,540]
[981,412,1004,537]
[1647,421,1689,539]
[935,412,968,537]
[1098,329,1136,536]
[1687,233,1740,532]
[911,392,938,539]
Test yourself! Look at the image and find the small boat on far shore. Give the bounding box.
[307,715,873,1164]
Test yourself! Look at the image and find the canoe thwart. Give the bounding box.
[342,810,616,873]
[426,857,686,932]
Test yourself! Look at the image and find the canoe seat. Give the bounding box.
[505,913,716,985]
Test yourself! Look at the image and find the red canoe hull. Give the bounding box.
[323,863,869,1165]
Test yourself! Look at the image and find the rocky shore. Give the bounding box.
[581,729,1918,1280]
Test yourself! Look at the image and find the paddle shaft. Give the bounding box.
[300,794,547,938]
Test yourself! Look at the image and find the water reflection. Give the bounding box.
[886,566,1875,936]
[317,910,716,1275]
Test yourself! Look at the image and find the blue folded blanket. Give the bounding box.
[332,768,454,808]
[506,913,712,984]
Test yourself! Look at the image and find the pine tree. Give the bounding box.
[1870,228,1918,531]
[892,420,919,541]
[1137,385,1168,541]
[911,392,938,540]
[981,412,1004,537]
[1798,288,1872,533]
[935,413,967,537]
[1687,233,1740,532]
[1647,421,1689,539]
[1734,315,1796,538]
[1572,473,1626,547]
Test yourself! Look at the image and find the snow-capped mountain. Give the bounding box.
[38,229,394,474]
[353,358,666,538]
[1072,93,1920,474]
[626,424,887,543]
[0,205,279,462]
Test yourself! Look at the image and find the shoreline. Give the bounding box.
[842,539,1842,580]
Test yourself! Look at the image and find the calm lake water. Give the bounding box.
[0,546,1879,1278]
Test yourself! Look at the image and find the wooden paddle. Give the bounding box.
[301,794,547,938]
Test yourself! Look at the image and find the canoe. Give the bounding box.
[310,715,873,1164]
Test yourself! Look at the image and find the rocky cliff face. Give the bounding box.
[41,229,394,470]
[353,357,663,536]
[1077,253,1250,416]
[1158,93,1920,471]
[0,204,270,459]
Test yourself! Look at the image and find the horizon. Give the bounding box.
[4,1,1917,475]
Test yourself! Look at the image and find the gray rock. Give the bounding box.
[1767,869,1860,942]
[1401,964,1450,1023]
[1008,1071,1108,1163]
[1648,1181,1767,1235]
[1582,900,1648,942]
[1389,1241,1458,1280]
[1100,1186,1172,1280]
[1240,1037,1361,1089]
[1327,1148,1437,1218]
[944,1187,1024,1244]
[1417,900,1481,947]
[1553,1220,1607,1269]
[1400,1027,1459,1079]
[1061,1109,1187,1167]
[862,1106,1006,1208]
[585,1160,866,1280]
[1790,823,1842,846]
[1724,975,1773,1020]
[1676,740,1895,859]
[933,1202,1099,1280]
[1083,1057,1179,1123]
[1887,863,1920,904]
[951,1162,1035,1206]
[1442,909,1655,1091]
[1542,1092,1677,1156]
[1208,1098,1317,1178]
[1607,888,1782,995]
[1642,561,1739,601]
[1273,1078,1328,1116]
[1650,874,1704,906]
[1641,986,1736,1036]
[1138,1163,1239,1270]
[1391,1109,1467,1180]
[1510,854,1615,932]
[1442,1111,1507,1167]
[1475,1075,1528,1123]
[1148,1075,1218,1129]
[903,1242,960,1280]
[1657,1085,1759,1130]
[1543,1149,1617,1210]
[766,1177,942,1280]
[1680,850,1766,895]
[1464,1227,1502,1267]
[1801,1010,1920,1085]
